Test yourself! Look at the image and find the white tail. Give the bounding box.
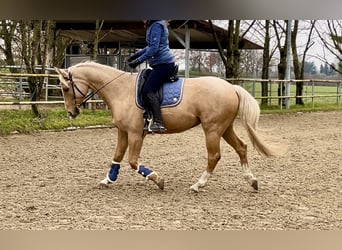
[233,85,284,157]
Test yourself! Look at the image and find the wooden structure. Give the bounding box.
[55,20,263,77]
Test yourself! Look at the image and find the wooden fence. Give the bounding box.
[227,78,342,109]
[0,72,341,110]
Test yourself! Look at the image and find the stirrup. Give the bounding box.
[149,122,167,132]
[144,118,153,131]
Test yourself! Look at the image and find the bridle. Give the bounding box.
[63,70,126,107]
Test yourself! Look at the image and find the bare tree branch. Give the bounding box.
[208,20,227,67]
[240,20,256,38]
[315,20,342,74]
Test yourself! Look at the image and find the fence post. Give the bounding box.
[279,80,283,110]
[338,82,341,106]
[252,79,255,97]
[45,71,49,101]
[311,80,315,109]
[305,81,308,103]
[269,79,272,106]
[285,79,291,109]
[18,66,24,110]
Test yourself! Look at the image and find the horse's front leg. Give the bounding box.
[100,129,128,186]
[100,129,164,190]
[127,132,164,190]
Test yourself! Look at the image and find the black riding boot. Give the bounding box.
[144,92,166,132]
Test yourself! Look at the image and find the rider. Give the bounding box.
[128,20,175,132]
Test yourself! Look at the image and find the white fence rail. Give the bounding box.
[0,68,60,102]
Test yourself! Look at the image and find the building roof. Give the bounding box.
[55,20,263,50]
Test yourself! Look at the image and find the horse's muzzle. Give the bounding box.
[68,107,80,118]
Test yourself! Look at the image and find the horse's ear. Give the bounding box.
[55,67,69,91]
[55,67,68,78]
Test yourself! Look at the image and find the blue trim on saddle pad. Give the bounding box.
[135,71,184,109]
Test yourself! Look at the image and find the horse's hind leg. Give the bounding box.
[222,125,258,190]
[190,131,221,192]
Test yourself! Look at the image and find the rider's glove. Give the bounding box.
[127,53,139,62]
[128,59,141,69]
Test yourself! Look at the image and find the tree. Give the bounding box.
[315,20,342,75]
[226,20,241,78]
[242,20,277,105]
[189,50,205,72]
[291,20,316,105]
[303,61,317,75]
[320,62,336,76]
[330,63,336,76]
[92,20,104,60]
[261,20,271,105]
[273,20,289,106]
[209,20,255,78]
[239,49,262,77]
[19,21,54,117]
[0,21,19,72]
[205,52,220,73]
[1,20,71,117]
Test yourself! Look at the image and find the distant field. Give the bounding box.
[240,81,341,107]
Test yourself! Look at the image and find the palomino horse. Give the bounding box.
[55,61,283,192]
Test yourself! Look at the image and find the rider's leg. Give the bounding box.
[143,92,165,131]
[142,63,174,132]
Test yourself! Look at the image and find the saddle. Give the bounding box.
[135,65,183,130]
[137,65,179,105]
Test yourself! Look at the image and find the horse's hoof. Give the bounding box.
[147,172,164,190]
[99,177,112,188]
[156,178,164,190]
[251,179,258,191]
[190,185,199,193]
[99,183,109,189]
[100,178,110,185]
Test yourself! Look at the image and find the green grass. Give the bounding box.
[260,103,342,114]
[0,108,112,136]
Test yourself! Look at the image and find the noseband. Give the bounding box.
[64,70,126,107]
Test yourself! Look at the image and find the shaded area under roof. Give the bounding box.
[55,20,263,50]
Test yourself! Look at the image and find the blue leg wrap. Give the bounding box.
[108,163,120,182]
[138,165,153,178]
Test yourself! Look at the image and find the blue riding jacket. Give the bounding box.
[134,20,174,67]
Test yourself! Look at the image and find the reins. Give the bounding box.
[66,70,126,107]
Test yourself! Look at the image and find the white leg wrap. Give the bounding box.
[190,171,211,192]
[100,173,117,185]
[100,176,110,185]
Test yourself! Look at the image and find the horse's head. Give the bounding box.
[55,67,89,118]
